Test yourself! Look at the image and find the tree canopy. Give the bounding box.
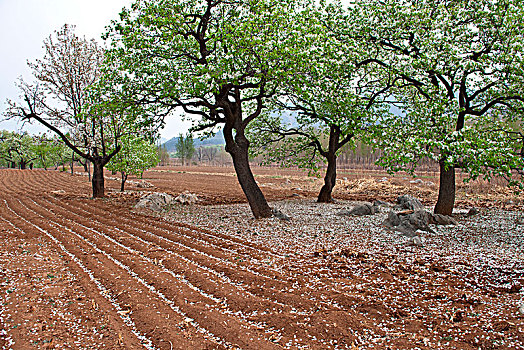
[5,24,154,197]
[350,0,524,214]
[0,131,69,170]
[107,135,159,191]
[104,0,313,217]
[247,0,395,202]
[175,133,195,166]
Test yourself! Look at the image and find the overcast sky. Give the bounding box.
[0,0,190,140]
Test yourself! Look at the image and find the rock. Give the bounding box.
[404,210,435,233]
[406,236,424,247]
[466,207,479,217]
[272,208,290,221]
[373,200,390,208]
[425,181,435,186]
[340,203,378,216]
[136,180,154,188]
[385,209,458,237]
[383,211,401,228]
[431,214,458,225]
[519,303,524,315]
[396,224,418,237]
[135,192,174,211]
[377,177,388,182]
[395,195,424,211]
[409,179,423,184]
[285,178,292,184]
[175,191,198,205]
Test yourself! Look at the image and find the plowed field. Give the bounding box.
[0,169,522,350]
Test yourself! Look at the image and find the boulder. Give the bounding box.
[135,192,174,212]
[339,203,378,216]
[384,209,457,237]
[384,211,401,228]
[175,191,199,205]
[431,214,458,225]
[395,195,424,211]
[136,180,154,188]
[402,210,435,233]
[373,200,390,208]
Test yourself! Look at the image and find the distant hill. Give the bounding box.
[161,130,225,152]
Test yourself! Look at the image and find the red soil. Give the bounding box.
[0,168,522,349]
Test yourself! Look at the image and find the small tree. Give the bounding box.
[0,130,38,169]
[196,146,218,164]
[184,134,195,166]
[32,134,69,170]
[157,145,170,166]
[175,133,195,166]
[107,135,159,191]
[4,25,149,197]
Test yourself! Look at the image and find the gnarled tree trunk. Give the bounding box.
[92,158,105,198]
[318,154,337,202]
[317,125,342,203]
[120,172,128,192]
[225,131,272,219]
[434,160,455,215]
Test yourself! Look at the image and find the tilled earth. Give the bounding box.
[0,168,523,349]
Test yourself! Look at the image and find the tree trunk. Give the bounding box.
[317,125,343,203]
[434,160,455,215]
[70,152,74,175]
[92,159,105,198]
[225,134,272,219]
[318,154,337,203]
[120,172,128,192]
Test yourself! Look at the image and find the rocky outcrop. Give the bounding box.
[175,191,199,205]
[135,192,174,212]
[394,195,424,211]
[384,209,457,237]
[338,203,379,216]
